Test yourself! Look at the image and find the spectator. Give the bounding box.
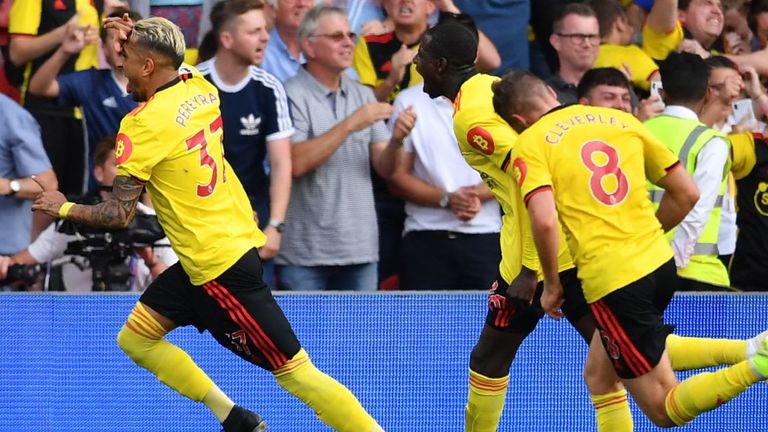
[276,4,414,291]
[0,93,57,281]
[354,0,500,103]
[646,52,732,290]
[699,56,750,271]
[388,83,501,290]
[589,0,660,93]
[577,66,664,121]
[0,0,19,100]
[8,0,102,196]
[28,9,142,194]
[197,0,293,289]
[0,136,177,292]
[545,3,600,104]
[261,0,314,82]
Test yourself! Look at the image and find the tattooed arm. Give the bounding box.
[32,175,144,229]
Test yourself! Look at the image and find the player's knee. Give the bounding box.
[583,364,622,395]
[116,323,156,362]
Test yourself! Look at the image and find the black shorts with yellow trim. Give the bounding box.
[589,259,678,379]
[139,248,301,371]
[484,267,589,334]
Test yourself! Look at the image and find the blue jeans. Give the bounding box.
[277,263,378,291]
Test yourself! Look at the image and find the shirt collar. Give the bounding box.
[270,28,305,63]
[663,105,699,121]
[298,66,350,98]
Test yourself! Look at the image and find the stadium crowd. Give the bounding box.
[0,0,767,293]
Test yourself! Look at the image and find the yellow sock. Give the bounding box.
[116,303,214,403]
[667,335,746,370]
[590,389,632,432]
[665,361,760,425]
[465,369,508,432]
[274,349,381,432]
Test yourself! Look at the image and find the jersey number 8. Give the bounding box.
[580,140,629,206]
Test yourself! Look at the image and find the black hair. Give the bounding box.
[421,19,478,69]
[577,67,630,99]
[659,51,710,104]
[197,0,265,63]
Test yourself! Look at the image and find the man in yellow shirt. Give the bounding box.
[497,70,768,430]
[32,15,383,432]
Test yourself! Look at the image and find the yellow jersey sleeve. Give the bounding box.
[642,21,683,61]
[729,131,757,180]
[8,0,42,35]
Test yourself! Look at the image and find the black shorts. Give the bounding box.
[589,259,678,379]
[485,267,590,334]
[139,248,301,371]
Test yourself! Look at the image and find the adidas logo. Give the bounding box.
[240,114,261,136]
[102,96,118,108]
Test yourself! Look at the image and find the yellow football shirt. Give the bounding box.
[453,73,573,284]
[116,65,266,285]
[514,105,677,303]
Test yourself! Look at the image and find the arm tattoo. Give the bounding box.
[67,175,144,229]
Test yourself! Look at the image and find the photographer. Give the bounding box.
[0,136,177,291]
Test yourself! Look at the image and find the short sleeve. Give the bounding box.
[115,115,163,181]
[264,77,294,142]
[286,89,309,144]
[4,100,51,176]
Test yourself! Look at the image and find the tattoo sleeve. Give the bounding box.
[66,175,144,229]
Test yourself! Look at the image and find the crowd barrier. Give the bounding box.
[1,292,766,431]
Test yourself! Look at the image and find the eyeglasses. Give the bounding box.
[311,31,357,42]
[556,33,600,44]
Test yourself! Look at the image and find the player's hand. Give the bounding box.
[104,12,135,53]
[31,177,67,218]
[348,102,393,132]
[391,106,416,144]
[258,225,281,260]
[507,267,538,304]
[541,280,564,320]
